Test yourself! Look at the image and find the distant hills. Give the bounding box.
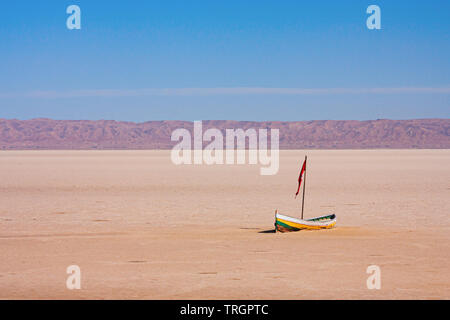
[0,118,449,149]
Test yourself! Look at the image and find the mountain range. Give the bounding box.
[0,118,449,149]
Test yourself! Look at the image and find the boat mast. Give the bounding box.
[301,155,307,220]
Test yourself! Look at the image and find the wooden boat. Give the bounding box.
[274,155,337,232]
[275,211,336,232]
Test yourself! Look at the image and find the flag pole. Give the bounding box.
[301,155,307,220]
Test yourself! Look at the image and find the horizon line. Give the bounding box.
[1,118,448,124]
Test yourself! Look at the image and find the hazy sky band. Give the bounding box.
[2,87,450,99]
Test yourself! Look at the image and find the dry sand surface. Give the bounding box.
[0,150,449,299]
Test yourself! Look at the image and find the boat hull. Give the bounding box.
[275,213,336,232]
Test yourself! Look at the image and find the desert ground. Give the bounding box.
[0,150,449,299]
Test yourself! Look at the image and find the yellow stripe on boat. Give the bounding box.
[276,218,335,230]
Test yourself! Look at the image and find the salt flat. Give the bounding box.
[0,150,449,299]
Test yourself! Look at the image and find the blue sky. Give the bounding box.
[0,0,449,121]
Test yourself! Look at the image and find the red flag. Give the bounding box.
[295,158,307,198]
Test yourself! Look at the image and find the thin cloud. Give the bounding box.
[1,87,450,98]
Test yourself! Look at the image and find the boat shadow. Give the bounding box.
[258,229,276,234]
